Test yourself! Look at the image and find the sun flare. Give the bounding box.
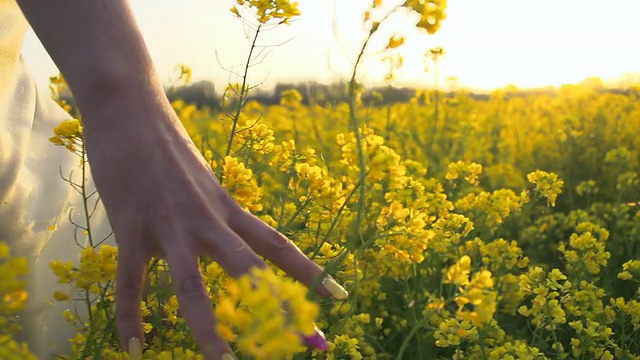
[20,0,640,91]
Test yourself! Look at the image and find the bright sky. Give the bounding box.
[20,0,640,92]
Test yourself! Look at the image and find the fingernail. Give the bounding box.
[221,353,236,360]
[128,337,142,359]
[303,326,329,351]
[201,345,217,359]
[322,276,348,300]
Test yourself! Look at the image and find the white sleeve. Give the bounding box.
[0,57,113,357]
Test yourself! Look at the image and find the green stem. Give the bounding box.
[225,23,262,157]
[347,5,402,248]
[279,196,313,233]
[80,141,94,247]
[544,301,565,359]
[79,287,95,359]
[395,319,427,360]
[309,183,361,261]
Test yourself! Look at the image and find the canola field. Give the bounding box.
[12,78,638,360]
[2,1,640,359]
[170,83,640,359]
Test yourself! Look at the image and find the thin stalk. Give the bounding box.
[79,288,95,359]
[225,23,263,157]
[309,183,361,260]
[345,7,403,315]
[348,41,370,248]
[279,196,313,233]
[80,141,94,247]
[347,5,403,247]
[544,301,565,359]
[395,319,429,360]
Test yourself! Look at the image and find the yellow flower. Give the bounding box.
[221,156,264,212]
[53,291,70,301]
[404,0,447,34]
[444,255,471,287]
[527,170,564,207]
[143,322,153,334]
[232,0,301,24]
[62,309,76,323]
[49,118,84,152]
[214,267,318,359]
[445,161,483,186]
[0,243,36,358]
[280,89,303,109]
[174,64,192,84]
[385,35,405,49]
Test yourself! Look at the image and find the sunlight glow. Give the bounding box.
[20,0,640,91]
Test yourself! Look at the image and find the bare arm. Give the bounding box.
[16,0,164,133]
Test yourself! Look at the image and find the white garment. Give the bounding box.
[1,0,112,357]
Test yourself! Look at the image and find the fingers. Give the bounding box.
[199,224,331,352]
[200,225,267,279]
[228,210,346,299]
[114,204,335,358]
[164,246,232,358]
[114,240,150,353]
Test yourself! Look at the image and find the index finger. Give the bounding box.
[229,210,347,300]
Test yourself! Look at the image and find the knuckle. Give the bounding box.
[266,230,297,252]
[225,246,265,278]
[178,276,208,299]
[116,280,139,302]
[115,308,140,326]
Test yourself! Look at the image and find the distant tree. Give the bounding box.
[167,80,219,109]
[362,85,416,105]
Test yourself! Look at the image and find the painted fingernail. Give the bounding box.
[221,353,236,360]
[322,276,348,300]
[128,337,142,359]
[303,326,329,351]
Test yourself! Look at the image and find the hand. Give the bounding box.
[82,100,347,359]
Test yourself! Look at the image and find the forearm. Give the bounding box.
[16,0,169,135]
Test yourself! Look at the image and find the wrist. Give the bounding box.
[79,84,177,141]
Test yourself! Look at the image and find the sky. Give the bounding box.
[19,0,640,93]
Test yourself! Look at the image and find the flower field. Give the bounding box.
[2,1,640,359]
[167,81,640,359]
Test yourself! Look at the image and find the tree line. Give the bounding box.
[57,78,638,110]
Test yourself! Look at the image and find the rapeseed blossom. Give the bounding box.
[49,118,83,151]
[24,18,640,358]
[0,244,35,359]
[445,256,497,326]
[37,82,640,359]
[404,0,447,34]
[527,170,564,207]
[231,0,300,24]
[221,156,264,212]
[234,120,276,155]
[215,267,318,359]
[445,160,483,186]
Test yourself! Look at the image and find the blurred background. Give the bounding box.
[20,0,640,92]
